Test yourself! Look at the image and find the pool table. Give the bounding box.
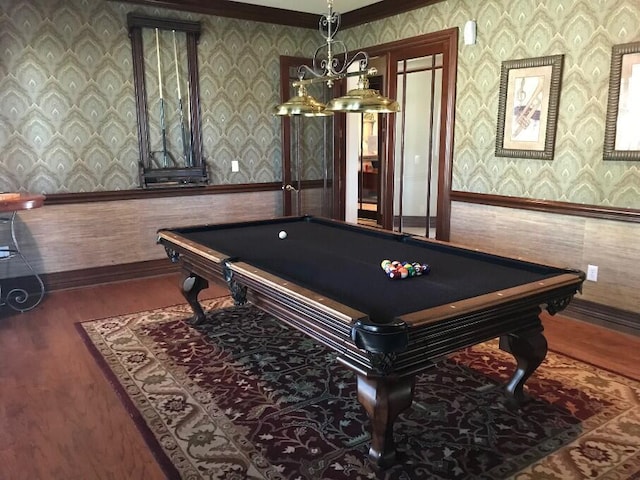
[157,215,585,467]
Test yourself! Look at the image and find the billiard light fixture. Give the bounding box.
[274,0,399,116]
[273,83,333,117]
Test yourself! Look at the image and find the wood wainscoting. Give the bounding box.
[450,192,640,337]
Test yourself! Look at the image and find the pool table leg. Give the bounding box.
[181,272,208,325]
[499,327,548,408]
[356,374,415,467]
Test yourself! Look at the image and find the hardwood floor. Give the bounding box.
[0,275,228,480]
[0,275,638,479]
[541,311,640,381]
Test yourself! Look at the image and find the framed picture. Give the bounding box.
[603,41,640,161]
[495,54,564,160]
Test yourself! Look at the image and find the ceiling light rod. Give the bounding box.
[292,67,378,89]
[297,0,371,87]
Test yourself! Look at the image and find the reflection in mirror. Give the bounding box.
[604,41,640,161]
[128,14,207,187]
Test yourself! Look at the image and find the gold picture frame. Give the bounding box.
[603,41,640,161]
[495,54,564,160]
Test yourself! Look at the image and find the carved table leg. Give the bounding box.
[181,272,208,325]
[499,328,548,408]
[356,374,415,467]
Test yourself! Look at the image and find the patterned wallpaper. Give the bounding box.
[341,0,640,209]
[1,0,639,208]
[0,0,317,192]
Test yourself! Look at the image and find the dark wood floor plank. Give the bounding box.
[0,275,637,479]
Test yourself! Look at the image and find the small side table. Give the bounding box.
[0,193,46,312]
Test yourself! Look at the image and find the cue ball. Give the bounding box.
[278,230,287,239]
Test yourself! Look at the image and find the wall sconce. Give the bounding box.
[464,20,477,46]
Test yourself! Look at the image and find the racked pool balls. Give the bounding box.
[380,259,430,279]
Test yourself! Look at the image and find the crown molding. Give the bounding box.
[342,0,444,28]
[112,0,444,28]
[451,191,640,224]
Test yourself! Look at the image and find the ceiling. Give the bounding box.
[116,0,443,28]
[227,0,381,15]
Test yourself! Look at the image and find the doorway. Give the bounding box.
[278,56,339,218]
[349,29,458,240]
[357,76,383,227]
[392,54,443,238]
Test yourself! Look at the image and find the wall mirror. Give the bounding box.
[127,14,207,187]
[603,41,640,161]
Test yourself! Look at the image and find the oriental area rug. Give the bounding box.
[77,298,640,480]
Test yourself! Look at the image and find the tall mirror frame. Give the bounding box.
[127,13,207,188]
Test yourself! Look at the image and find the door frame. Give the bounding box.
[361,28,458,240]
[278,56,346,218]
[278,56,306,216]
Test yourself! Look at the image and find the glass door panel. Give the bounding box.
[393,55,442,238]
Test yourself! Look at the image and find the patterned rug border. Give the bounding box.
[74,302,228,480]
[75,299,640,479]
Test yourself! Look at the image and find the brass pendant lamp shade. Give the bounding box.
[276,77,399,115]
[325,80,400,113]
[325,90,400,113]
[273,84,332,117]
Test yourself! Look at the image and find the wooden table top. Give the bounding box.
[0,193,46,213]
